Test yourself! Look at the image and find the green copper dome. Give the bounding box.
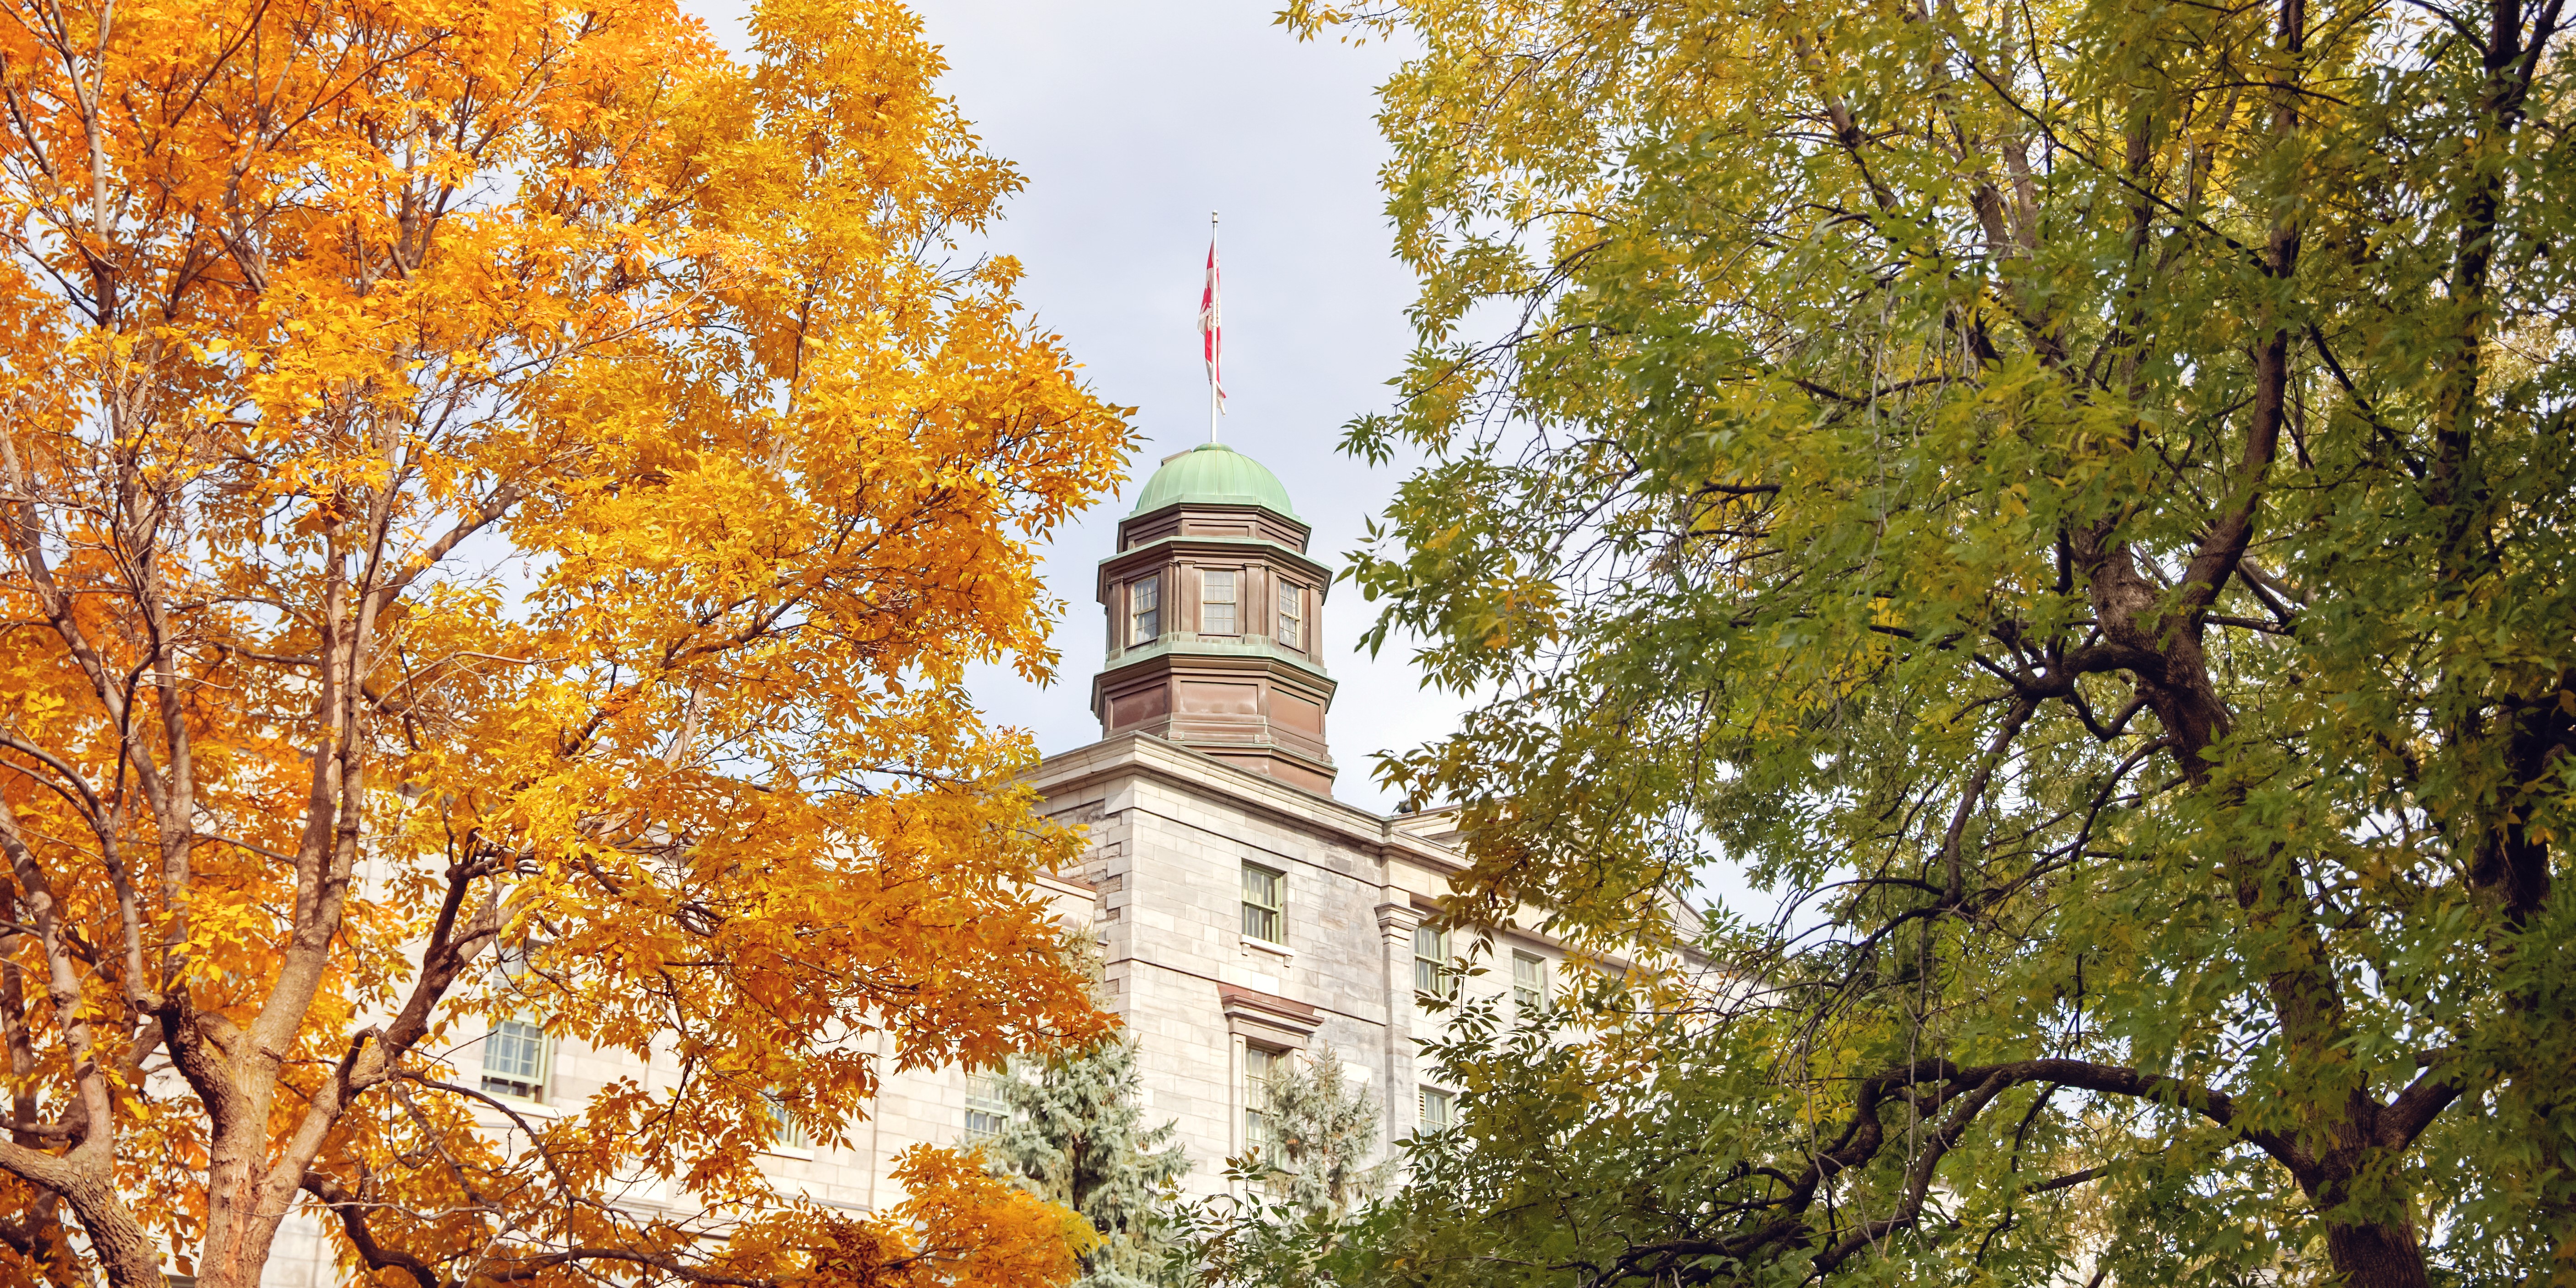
[1128,443,1300,520]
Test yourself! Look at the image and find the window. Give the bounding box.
[1275,581,1303,650]
[1513,951,1550,1018]
[1241,862,1283,943]
[1201,569,1238,635]
[1413,925,1454,998]
[965,1073,1009,1142]
[763,1090,807,1149]
[1245,1047,1284,1151]
[480,1019,549,1101]
[1128,577,1160,645]
[1418,1085,1454,1132]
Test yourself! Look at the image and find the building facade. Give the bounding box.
[256,444,1550,1285]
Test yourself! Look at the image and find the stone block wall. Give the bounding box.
[253,734,1590,1284]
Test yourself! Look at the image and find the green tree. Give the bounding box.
[1257,1045,1390,1221]
[985,1038,1192,1288]
[1288,0,2576,1284]
[1179,1045,1389,1288]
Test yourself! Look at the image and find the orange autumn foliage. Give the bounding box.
[0,0,1131,1285]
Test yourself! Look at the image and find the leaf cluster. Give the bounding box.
[1283,0,2576,1281]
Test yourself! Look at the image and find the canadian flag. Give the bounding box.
[1199,235,1226,412]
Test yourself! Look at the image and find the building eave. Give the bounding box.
[1098,534,1332,592]
[1025,732,1465,873]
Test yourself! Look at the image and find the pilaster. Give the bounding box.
[1376,899,1423,1148]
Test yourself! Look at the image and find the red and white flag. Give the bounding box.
[1199,235,1226,413]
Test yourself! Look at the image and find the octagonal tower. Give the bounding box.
[1091,443,1337,793]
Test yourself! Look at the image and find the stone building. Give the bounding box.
[255,444,1557,1285]
[839,440,1564,1202]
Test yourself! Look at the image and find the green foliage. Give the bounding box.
[1284,0,2576,1282]
[984,1038,1192,1288]
[1177,1046,1390,1288]
[1258,1045,1393,1220]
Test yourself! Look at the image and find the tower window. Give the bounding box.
[1201,569,1239,635]
[1128,576,1160,644]
[1241,861,1283,943]
[1276,581,1303,650]
[1513,951,1551,1018]
[1413,924,1455,998]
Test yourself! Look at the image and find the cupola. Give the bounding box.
[1092,444,1336,793]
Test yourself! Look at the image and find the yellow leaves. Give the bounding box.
[861,1147,1099,1288]
[0,0,1125,1283]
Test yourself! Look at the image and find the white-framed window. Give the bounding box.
[1413,924,1455,998]
[1241,862,1283,943]
[1513,951,1550,1018]
[1418,1085,1454,1132]
[965,1073,1009,1141]
[1201,568,1239,635]
[762,1090,807,1149]
[480,1019,549,1101]
[1245,1046,1285,1152]
[1275,581,1303,650]
[1129,576,1160,644]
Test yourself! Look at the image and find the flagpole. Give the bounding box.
[1208,211,1220,445]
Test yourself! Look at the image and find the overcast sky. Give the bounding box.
[683,0,1461,815]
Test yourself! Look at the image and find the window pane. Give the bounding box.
[1241,863,1282,942]
[1202,570,1237,635]
[764,1091,807,1149]
[1275,583,1301,648]
[1418,1086,1452,1131]
[480,1019,547,1101]
[1514,952,1550,1015]
[1242,864,1278,904]
[965,1074,1008,1141]
[1130,578,1159,643]
[1246,1048,1281,1151]
[1413,925,1451,996]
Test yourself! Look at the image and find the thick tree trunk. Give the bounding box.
[192,1063,291,1288]
[2325,1220,2431,1288]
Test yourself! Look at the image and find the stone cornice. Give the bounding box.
[1093,634,1333,689]
[1121,499,1311,545]
[1219,984,1321,1028]
[1220,983,1323,1048]
[1097,534,1332,589]
[1024,733,1466,873]
[1375,902,1425,933]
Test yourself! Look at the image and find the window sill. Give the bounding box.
[1240,935,1293,961]
[761,1145,818,1162]
[478,1096,563,1121]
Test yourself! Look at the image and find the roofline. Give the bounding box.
[1025,735,1712,972]
[1024,732,1466,872]
[1121,499,1310,535]
[1097,534,1331,588]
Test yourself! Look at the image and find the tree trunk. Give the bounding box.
[2325,1219,2431,1288]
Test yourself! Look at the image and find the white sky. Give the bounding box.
[681,0,1466,816]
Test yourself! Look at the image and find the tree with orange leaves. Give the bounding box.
[0,0,1132,1284]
